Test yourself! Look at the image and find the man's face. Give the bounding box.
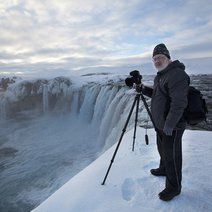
[152,54,170,71]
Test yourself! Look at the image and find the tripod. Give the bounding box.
[101,89,157,185]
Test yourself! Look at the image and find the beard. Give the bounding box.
[156,63,169,71]
[156,61,169,72]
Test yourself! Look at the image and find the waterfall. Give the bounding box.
[0,77,148,150]
[71,84,139,150]
[78,85,101,122]
[70,90,79,115]
[92,85,117,123]
[0,97,7,120]
[97,88,136,150]
[97,88,126,145]
[43,85,49,113]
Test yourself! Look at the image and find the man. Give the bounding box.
[142,43,190,201]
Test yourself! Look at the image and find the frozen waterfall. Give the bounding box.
[0,77,149,150]
[42,84,49,113]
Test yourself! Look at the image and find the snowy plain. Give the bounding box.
[32,128,212,212]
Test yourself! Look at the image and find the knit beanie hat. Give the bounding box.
[152,43,171,59]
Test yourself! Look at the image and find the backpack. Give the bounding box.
[159,84,208,125]
[183,86,208,125]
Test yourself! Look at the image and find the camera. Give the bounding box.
[125,70,142,87]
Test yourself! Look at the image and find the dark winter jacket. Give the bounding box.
[143,60,190,130]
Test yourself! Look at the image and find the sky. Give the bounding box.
[32,128,212,212]
[0,0,212,78]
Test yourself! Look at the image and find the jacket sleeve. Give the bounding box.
[142,85,153,98]
[164,71,189,129]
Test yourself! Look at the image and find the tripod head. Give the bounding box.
[125,70,143,93]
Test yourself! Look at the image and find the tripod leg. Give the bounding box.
[101,95,138,185]
[132,94,140,151]
[140,93,156,129]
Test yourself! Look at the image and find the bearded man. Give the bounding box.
[142,43,190,201]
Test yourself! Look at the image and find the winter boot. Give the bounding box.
[158,188,181,201]
[150,168,166,176]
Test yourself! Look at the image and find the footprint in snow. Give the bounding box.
[121,178,136,201]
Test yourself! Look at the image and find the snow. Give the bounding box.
[32,128,212,212]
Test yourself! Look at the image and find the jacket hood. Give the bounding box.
[169,60,185,70]
[157,60,185,76]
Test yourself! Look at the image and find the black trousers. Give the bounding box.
[156,129,185,191]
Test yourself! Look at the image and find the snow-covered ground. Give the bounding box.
[32,128,212,212]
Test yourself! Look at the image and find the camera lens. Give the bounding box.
[125,70,142,87]
[125,77,134,87]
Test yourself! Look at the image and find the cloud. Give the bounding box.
[0,0,212,77]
